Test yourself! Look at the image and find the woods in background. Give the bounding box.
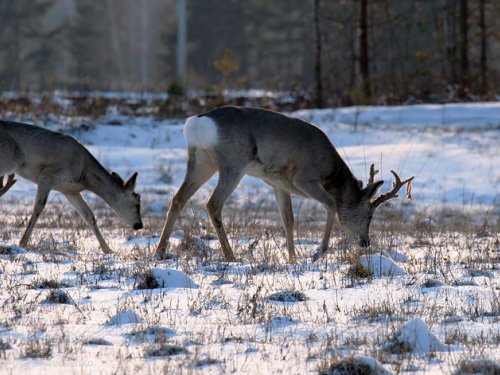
[0,0,498,105]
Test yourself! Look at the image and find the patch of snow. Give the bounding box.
[151,268,199,289]
[385,248,409,263]
[107,310,142,325]
[384,318,449,354]
[359,254,407,277]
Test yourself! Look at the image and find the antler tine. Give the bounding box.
[368,163,379,184]
[372,170,414,208]
[0,174,17,198]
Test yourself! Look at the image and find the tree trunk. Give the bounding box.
[459,0,469,97]
[106,0,126,90]
[313,0,323,108]
[359,0,371,100]
[479,0,487,95]
[444,0,457,90]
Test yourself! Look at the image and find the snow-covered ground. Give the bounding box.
[0,103,499,374]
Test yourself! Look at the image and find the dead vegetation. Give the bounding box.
[0,196,498,373]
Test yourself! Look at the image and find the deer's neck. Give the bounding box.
[325,160,362,207]
[85,160,122,206]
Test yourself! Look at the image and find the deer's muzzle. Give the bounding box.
[133,222,143,230]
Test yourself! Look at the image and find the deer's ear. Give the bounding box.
[124,172,138,191]
[364,180,384,199]
[111,172,124,185]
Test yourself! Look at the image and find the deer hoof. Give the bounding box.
[102,247,114,254]
[223,255,238,263]
[312,246,326,262]
[153,249,166,261]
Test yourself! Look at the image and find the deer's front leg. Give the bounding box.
[293,178,337,262]
[206,169,243,262]
[19,181,51,248]
[273,187,296,263]
[313,209,334,262]
[65,193,113,254]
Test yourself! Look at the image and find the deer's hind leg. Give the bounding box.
[0,134,22,197]
[0,174,17,198]
[156,147,217,258]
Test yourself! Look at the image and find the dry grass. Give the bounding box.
[0,198,498,373]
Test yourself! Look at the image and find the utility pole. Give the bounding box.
[176,0,187,88]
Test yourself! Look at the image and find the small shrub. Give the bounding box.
[135,270,160,290]
[421,278,444,288]
[0,339,12,359]
[31,278,69,289]
[267,290,308,302]
[318,356,390,375]
[44,289,73,304]
[23,340,52,359]
[454,358,500,375]
[195,356,221,367]
[127,326,175,343]
[82,338,113,346]
[347,262,371,279]
[145,344,189,358]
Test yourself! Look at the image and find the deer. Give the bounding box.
[0,120,143,253]
[155,106,414,263]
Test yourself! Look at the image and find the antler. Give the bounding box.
[368,163,379,184]
[0,174,17,198]
[372,170,414,208]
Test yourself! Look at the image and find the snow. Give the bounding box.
[359,254,407,277]
[150,268,199,289]
[383,318,449,354]
[0,102,499,374]
[107,310,143,326]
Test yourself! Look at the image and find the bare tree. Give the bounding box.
[313,0,323,108]
[359,0,371,99]
[459,0,469,97]
[479,0,488,94]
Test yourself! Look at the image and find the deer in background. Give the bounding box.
[0,120,143,253]
[156,106,413,262]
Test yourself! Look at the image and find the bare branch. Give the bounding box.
[372,170,414,208]
[0,174,16,198]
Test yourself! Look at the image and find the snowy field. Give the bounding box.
[0,103,499,374]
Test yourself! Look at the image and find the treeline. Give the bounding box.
[0,0,498,105]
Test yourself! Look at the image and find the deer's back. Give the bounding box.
[0,121,92,185]
[189,106,347,193]
[198,106,338,160]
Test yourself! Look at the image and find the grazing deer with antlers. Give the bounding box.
[155,106,413,262]
[0,120,143,253]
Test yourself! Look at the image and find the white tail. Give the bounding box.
[0,120,143,253]
[156,106,413,262]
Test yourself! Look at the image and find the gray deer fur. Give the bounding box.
[0,120,142,253]
[156,106,413,262]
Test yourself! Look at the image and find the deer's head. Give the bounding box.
[338,164,413,247]
[111,172,143,230]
